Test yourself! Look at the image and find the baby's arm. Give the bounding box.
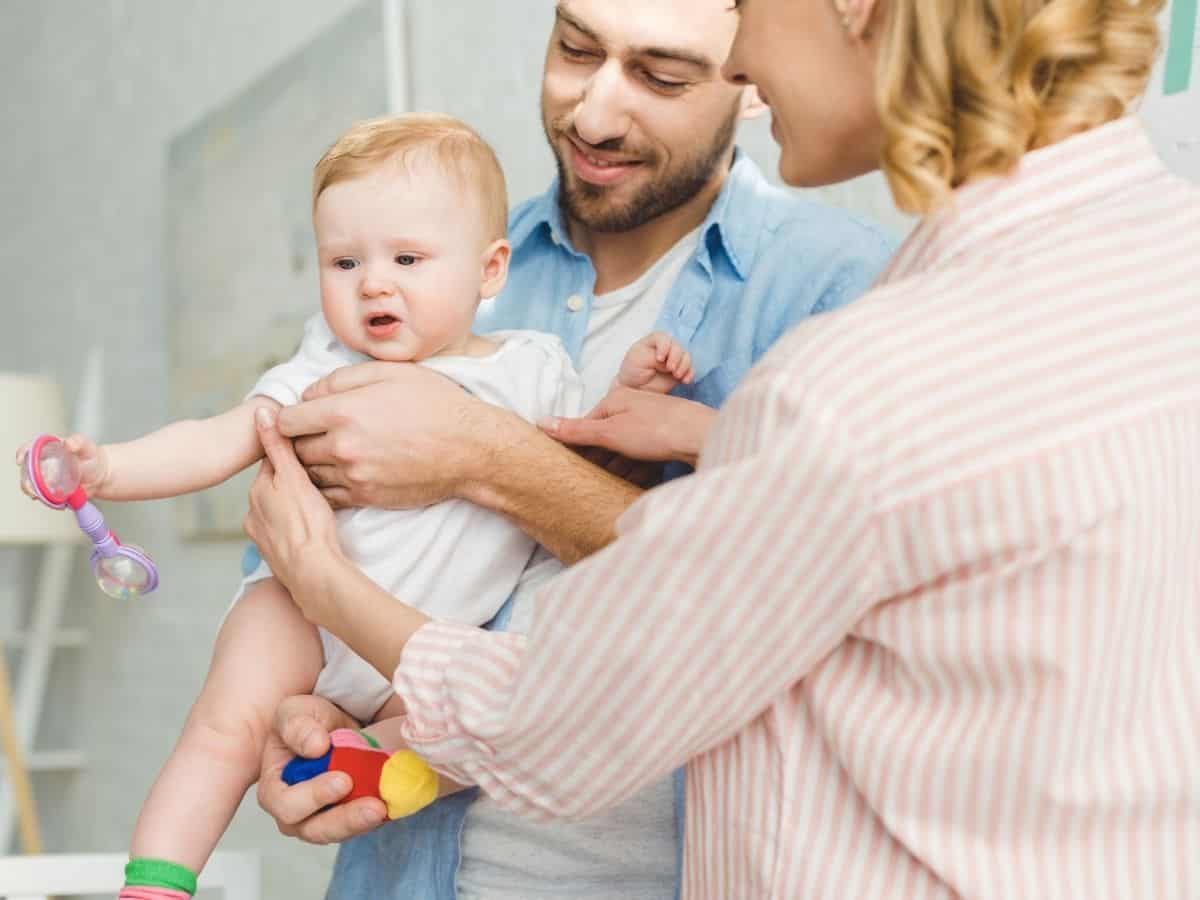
[616,331,694,394]
[71,396,281,501]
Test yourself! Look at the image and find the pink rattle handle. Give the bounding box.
[20,434,159,599]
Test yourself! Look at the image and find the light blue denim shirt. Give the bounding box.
[320,150,895,900]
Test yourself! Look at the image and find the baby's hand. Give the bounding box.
[13,442,37,499]
[15,436,109,499]
[61,434,112,498]
[617,331,694,394]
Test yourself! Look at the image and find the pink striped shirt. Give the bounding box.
[393,117,1200,898]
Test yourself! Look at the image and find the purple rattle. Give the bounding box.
[20,434,159,599]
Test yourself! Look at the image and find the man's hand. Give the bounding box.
[257,695,388,844]
[276,361,517,510]
[541,388,717,468]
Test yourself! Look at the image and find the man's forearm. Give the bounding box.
[461,415,644,565]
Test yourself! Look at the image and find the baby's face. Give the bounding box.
[314,164,490,361]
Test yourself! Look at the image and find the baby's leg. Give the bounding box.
[372,693,407,723]
[127,578,322,878]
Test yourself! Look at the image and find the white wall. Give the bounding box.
[0,2,1195,898]
[0,2,365,896]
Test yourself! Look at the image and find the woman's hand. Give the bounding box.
[247,407,430,674]
[244,408,344,609]
[540,388,717,469]
[276,361,515,510]
[256,694,388,844]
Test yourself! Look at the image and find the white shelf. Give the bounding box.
[4,630,87,651]
[0,750,85,774]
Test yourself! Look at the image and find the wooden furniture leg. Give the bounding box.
[0,647,42,854]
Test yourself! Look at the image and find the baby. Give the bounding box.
[19,114,695,900]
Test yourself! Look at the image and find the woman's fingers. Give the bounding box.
[255,408,305,482]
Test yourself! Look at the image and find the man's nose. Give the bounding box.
[572,60,633,148]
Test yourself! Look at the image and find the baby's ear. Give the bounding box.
[480,239,511,300]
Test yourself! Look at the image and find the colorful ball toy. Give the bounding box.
[282,728,440,820]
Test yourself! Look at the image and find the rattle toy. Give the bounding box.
[282,728,439,820]
[20,434,159,599]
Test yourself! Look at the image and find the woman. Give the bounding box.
[249,0,1199,896]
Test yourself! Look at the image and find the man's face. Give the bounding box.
[541,0,746,233]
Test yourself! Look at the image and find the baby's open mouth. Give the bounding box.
[365,314,402,338]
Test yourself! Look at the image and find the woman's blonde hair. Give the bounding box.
[876,0,1165,214]
[313,113,508,242]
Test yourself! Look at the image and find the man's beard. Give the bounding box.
[544,104,739,234]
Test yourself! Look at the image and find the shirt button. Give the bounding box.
[566,294,584,312]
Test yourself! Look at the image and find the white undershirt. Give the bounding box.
[577,226,704,410]
[455,226,703,900]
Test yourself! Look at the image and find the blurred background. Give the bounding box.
[0,1,1195,896]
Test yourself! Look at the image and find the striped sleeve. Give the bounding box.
[394,363,881,820]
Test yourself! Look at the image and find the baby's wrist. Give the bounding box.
[87,445,115,497]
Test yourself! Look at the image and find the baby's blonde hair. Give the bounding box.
[876,0,1165,215]
[313,113,508,242]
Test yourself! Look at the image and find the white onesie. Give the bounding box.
[238,314,584,720]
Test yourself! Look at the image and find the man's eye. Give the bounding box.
[560,40,597,60]
[395,254,418,266]
[334,259,357,271]
[645,72,689,93]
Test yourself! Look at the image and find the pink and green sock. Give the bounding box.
[119,857,196,899]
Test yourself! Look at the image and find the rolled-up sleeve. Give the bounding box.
[394,351,880,821]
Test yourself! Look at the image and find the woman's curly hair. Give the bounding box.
[877,0,1165,214]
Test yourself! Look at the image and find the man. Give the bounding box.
[256,1,893,897]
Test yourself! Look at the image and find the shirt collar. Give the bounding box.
[508,176,577,256]
[882,117,1166,284]
[509,147,770,281]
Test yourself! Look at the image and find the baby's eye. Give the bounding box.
[334,258,357,271]
[395,254,418,266]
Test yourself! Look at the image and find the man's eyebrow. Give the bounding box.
[637,46,715,72]
[555,6,600,42]
[555,5,716,73]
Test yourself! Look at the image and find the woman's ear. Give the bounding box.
[739,85,769,122]
[480,239,512,300]
[837,0,883,41]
